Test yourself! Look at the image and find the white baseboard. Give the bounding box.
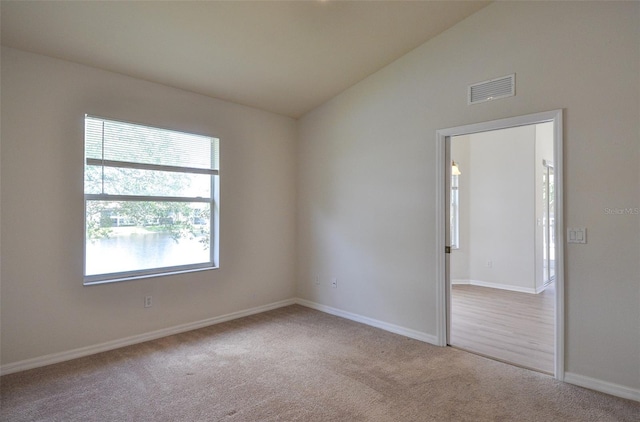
[0,298,296,376]
[564,372,640,402]
[451,279,470,285]
[295,298,439,345]
[453,279,538,294]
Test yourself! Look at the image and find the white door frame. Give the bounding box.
[435,109,564,380]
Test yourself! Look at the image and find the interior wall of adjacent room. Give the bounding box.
[0,47,298,366]
[297,1,639,392]
[454,122,555,292]
[467,126,536,292]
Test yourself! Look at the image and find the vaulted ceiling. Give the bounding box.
[1,1,489,118]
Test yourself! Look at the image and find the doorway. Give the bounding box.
[435,110,564,379]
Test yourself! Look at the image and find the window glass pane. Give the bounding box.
[85,116,218,170]
[84,165,103,195]
[451,174,459,249]
[85,201,211,276]
[86,165,212,198]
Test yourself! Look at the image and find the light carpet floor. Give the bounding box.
[1,305,638,421]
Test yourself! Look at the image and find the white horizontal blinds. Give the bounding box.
[211,138,219,171]
[85,116,218,199]
[85,115,217,170]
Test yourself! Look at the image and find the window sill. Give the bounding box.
[83,265,219,286]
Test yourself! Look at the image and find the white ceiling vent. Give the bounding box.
[468,74,515,105]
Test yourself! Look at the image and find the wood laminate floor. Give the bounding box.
[450,283,555,374]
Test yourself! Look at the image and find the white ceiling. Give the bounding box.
[1,1,489,118]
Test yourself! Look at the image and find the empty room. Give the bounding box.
[1,1,639,421]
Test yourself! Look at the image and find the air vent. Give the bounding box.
[468,74,515,105]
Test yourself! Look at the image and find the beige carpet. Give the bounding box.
[1,305,638,421]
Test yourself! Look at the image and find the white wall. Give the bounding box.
[297,1,639,393]
[0,47,297,365]
[454,126,537,292]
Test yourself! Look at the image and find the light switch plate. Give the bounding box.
[567,228,587,244]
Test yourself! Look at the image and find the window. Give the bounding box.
[84,115,219,284]
[450,173,459,249]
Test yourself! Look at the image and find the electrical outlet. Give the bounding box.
[314,275,320,285]
[486,260,493,268]
[144,296,153,308]
[331,277,337,288]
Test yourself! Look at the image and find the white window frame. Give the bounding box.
[83,115,219,285]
